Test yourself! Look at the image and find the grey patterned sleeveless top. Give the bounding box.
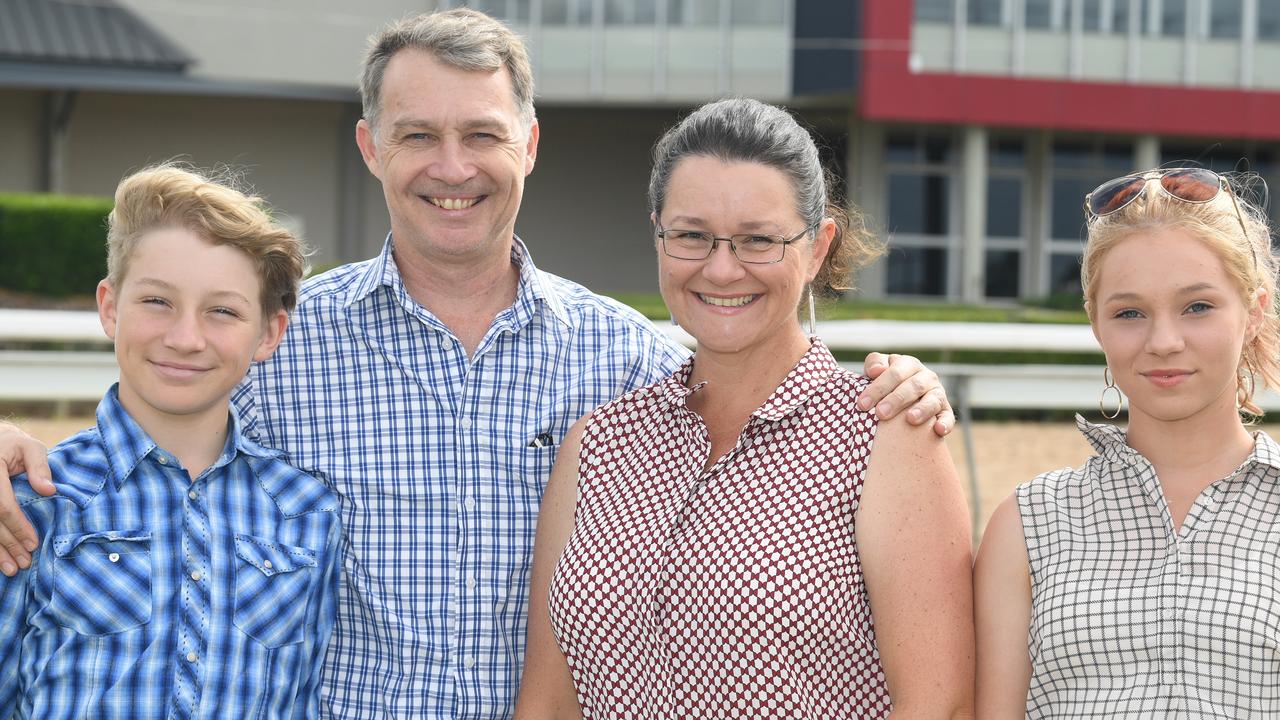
[1017,417,1280,719]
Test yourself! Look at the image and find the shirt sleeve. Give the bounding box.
[0,490,54,715]
[293,513,343,719]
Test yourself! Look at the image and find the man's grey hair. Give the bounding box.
[360,8,536,135]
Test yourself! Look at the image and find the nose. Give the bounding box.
[700,239,747,285]
[428,139,476,186]
[1144,314,1186,356]
[164,310,207,353]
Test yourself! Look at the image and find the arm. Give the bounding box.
[0,489,51,713]
[0,423,55,577]
[857,415,973,719]
[513,417,587,720]
[859,354,955,437]
[295,515,344,720]
[973,495,1033,719]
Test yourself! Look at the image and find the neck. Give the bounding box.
[1125,393,1254,479]
[116,387,230,478]
[392,234,521,356]
[687,325,812,417]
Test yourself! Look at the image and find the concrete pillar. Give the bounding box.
[1134,134,1160,172]
[1026,130,1051,298]
[961,125,988,304]
[850,117,886,298]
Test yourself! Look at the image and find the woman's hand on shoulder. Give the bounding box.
[974,494,1033,720]
[857,415,973,718]
[513,416,587,720]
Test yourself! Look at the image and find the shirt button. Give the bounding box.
[108,553,120,563]
[460,418,473,430]
[464,656,476,669]
[466,576,477,590]
[188,490,198,500]
[263,559,273,569]
[191,571,202,582]
[158,456,169,465]
[464,497,477,511]
[186,652,198,663]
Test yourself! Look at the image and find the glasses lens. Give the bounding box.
[1088,176,1147,217]
[662,230,713,259]
[731,235,786,264]
[1160,168,1221,203]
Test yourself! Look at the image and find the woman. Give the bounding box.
[975,168,1280,718]
[515,98,974,719]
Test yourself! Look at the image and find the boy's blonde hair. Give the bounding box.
[1081,172,1280,416]
[106,164,307,315]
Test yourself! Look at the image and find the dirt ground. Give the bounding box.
[19,417,1280,544]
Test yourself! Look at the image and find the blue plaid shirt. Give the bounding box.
[234,236,687,719]
[0,386,343,719]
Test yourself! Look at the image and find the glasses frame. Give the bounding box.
[1083,167,1257,271]
[655,223,816,265]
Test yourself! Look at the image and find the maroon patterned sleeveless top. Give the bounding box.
[549,339,888,718]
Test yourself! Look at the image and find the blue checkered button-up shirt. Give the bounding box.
[235,237,687,719]
[0,386,343,719]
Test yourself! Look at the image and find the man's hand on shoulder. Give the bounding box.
[857,352,955,437]
[0,422,54,576]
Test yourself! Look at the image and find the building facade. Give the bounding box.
[2,0,1278,301]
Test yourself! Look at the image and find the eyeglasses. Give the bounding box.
[1084,167,1256,269]
[655,224,814,264]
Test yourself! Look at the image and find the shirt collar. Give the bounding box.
[340,233,571,329]
[659,338,841,422]
[97,384,281,489]
[1074,414,1280,478]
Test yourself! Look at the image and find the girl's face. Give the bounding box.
[1091,227,1264,425]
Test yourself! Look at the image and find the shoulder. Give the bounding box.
[242,452,341,518]
[287,259,383,326]
[538,271,687,355]
[1015,459,1099,510]
[40,426,112,505]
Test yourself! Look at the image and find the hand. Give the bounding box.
[0,422,54,576]
[857,353,954,437]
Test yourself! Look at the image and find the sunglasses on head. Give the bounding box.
[1083,167,1257,269]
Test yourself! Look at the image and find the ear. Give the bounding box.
[651,211,660,251]
[97,279,118,341]
[355,118,383,180]
[252,309,289,363]
[523,120,540,176]
[806,217,836,284]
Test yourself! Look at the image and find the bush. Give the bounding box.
[0,193,112,297]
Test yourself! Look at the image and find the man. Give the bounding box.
[0,9,952,718]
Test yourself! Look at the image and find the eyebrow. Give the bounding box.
[134,277,252,305]
[389,117,510,134]
[662,216,779,232]
[1103,282,1221,304]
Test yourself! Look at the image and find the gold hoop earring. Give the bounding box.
[1100,367,1123,419]
[806,284,817,337]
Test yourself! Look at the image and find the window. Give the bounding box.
[986,250,1021,297]
[885,133,955,297]
[606,0,657,24]
[541,0,591,24]
[1025,0,1055,29]
[1082,0,1103,32]
[1113,0,1142,34]
[915,0,955,23]
[731,0,785,25]
[466,0,531,23]
[1260,1,1280,40]
[1049,140,1133,297]
[1208,0,1243,39]
[968,0,1004,26]
[986,138,1026,299]
[671,0,719,25]
[1050,254,1084,296]
[1161,0,1187,36]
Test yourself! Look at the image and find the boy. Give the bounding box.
[0,165,342,718]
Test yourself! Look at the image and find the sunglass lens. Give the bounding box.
[1089,176,1147,216]
[1160,168,1220,203]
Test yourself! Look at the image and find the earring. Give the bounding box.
[806,284,817,337]
[1099,367,1123,419]
[1237,355,1258,409]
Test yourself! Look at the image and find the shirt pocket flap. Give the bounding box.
[234,535,317,577]
[52,530,152,558]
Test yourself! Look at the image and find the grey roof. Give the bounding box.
[0,0,191,71]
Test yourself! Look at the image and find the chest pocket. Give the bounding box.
[233,535,317,647]
[50,530,153,635]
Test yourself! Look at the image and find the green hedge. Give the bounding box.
[0,193,113,297]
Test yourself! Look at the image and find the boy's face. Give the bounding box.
[97,227,287,429]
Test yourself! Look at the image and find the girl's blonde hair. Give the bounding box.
[1081,171,1279,416]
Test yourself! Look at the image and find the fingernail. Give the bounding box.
[23,539,36,552]
[876,402,890,415]
[1,562,14,576]
[16,555,29,569]
[908,409,921,422]
[856,398,869,410]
